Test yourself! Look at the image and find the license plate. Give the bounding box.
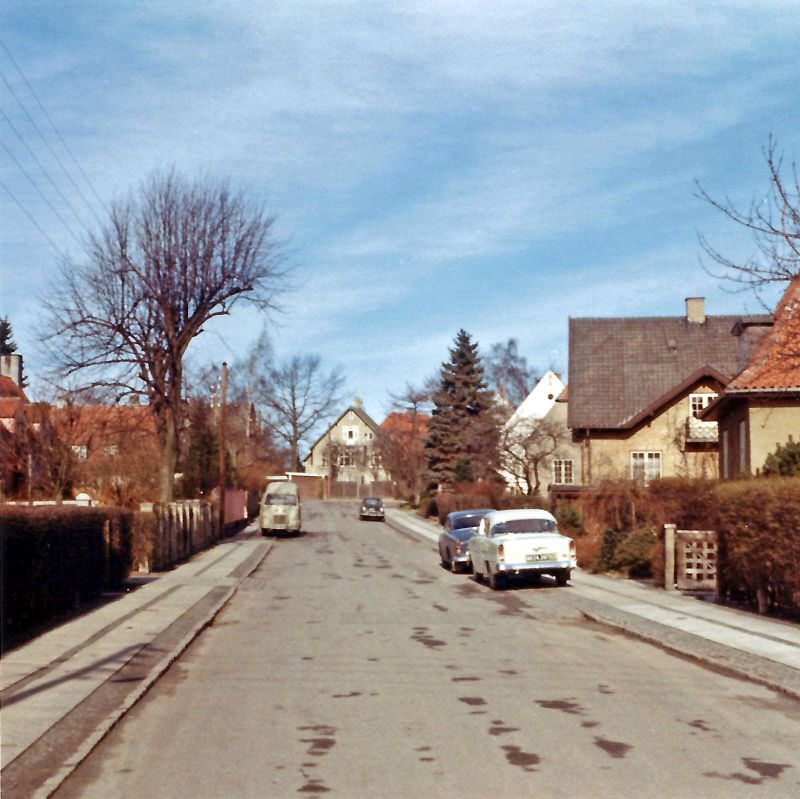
[526,552,555,562]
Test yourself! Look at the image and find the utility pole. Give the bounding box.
[218,362,228,537]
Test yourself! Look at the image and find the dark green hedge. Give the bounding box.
[1,505,133,644]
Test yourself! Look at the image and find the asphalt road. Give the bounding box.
[54,500,799,799]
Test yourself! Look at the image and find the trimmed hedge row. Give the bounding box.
[580,477,800,615]
[1,505,133,644]
[716,478,800,615]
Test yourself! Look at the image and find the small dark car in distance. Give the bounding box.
[438,508,495,572]
[359,496,384,521]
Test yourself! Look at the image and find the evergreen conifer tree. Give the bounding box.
[425,329,500,489]
[0,316,27,387]
[0,317,17,355]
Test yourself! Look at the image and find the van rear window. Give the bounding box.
[266,494,297,506]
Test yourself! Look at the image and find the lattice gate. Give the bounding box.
[675,530,717,591]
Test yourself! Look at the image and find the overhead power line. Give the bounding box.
[0,39,107,216]
[0,60,105,228]
[0,177,66,258]
[1,138,85,249]
[2,108,89,231]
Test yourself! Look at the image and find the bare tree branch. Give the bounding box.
[40,170,287,501]
[696,135,800,291]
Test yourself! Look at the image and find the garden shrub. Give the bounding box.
[609,528,656,578]
[593,528,626,572]
[555,501,584,536]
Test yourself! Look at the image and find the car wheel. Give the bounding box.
[488,568,506,591]
[555,569,570,587]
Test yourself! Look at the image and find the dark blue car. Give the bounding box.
[438,508,495,573]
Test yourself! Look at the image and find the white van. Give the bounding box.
[260,481,302,536]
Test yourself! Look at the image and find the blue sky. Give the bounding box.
[2,1,799,425]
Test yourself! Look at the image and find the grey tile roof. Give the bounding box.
[567,314,770,429]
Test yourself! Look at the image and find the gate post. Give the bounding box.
[664,523,676,591]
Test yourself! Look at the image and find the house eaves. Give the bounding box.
[614,365,730,431]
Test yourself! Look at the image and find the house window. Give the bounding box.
[71,445,88,461]
[338,450,354,467]
[342,426,358,444]
[689,393,717,416]
[631,451,661,482]
[552,459,574,484]
[104,444,119,457]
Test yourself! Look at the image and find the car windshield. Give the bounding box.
[267,494,297,506]
[362,498,382,508]
[491,518,556,534]
[453,515,485,530]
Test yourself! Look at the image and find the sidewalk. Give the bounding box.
[1,527,270,799]
[385,507,800,701]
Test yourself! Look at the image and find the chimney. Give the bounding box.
[685,297,705,324]
[0,353,22,386]
[354,397,363,409]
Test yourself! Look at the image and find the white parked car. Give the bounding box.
[468,508,576,590]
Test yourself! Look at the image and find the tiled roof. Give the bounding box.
[0,376,27,400]
[49,403,157,444]
[380,412,429,436]
[0,397,22,419]
[727,277,800,391]
[568,313,770,429]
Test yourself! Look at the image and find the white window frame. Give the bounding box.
[342,426,359,445]
[71,445,88,461]
[689,393,717,416]
[631,451,662,482]
[552,459,574,484]
[338,450,354,467]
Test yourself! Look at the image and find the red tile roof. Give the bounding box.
[0,397,22,419]
[0,376,28,400]
[380,412,429,436]
[728,277,800,391]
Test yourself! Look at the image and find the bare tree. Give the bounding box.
[41,171,285,501]
[380,382,431,503]
[697,135,800,290]
[254,354,345,471]
[485,339,538,408]
[499,415,569,496]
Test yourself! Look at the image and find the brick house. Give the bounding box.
[567,297,772,483]
[702,277,800,477]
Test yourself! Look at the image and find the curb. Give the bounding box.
[30,540,272,799]
[578,602,800,703]
[383,508,800,702]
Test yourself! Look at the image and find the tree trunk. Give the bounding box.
[159,411,177,503]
